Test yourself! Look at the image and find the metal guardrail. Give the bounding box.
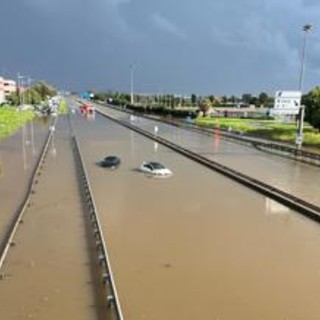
[99,102,320,167]
[252,141,320,166]
[171,122,320,167]
[168,124,320,166]
[0,119,56,271]
[0,113,124,319]
[97,109,320,224]
[70,124,124,320]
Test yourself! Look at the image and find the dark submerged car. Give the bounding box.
[100,156,121,169]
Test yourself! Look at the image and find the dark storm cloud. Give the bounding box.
[1,0,320,95]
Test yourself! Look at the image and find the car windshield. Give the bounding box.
[105,156,118,162]
[149,162,165,169]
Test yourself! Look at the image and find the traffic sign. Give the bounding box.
[271,91,301,116]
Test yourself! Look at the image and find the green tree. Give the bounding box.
[199,98,212,116]
[24,88,42,104]
[242,93,252,104]
[191,94,197,105]
[93,92,107,101]
[208,95,216,105]
[170,95,175,109]
[258,92,269,106]
[221,96,228,103]
[6,90,20,105]
[303,87,320,131]
[249,96,259,106]
[33,82,57,100]
[229,95,237,103]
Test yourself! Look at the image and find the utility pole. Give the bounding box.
[130,64,135,105]
[17,73,28,107]
[17,73,21,107]
[28,77,32,104]
[296,23,312,149]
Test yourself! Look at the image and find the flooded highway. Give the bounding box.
[71,108,320,320]
[0,119,50,245]
[100,105,320,207]
[1,102,320,319]
[0,117,106,320]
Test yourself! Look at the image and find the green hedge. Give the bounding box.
[125,104,197,118]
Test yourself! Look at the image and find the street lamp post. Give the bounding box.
[130,64,135,105]
[17,73,22,106]
[17,73,29,107]
[296,23,312,149]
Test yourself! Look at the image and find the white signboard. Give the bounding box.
[271,91,301,116]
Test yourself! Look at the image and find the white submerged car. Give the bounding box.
[140,161,173,177]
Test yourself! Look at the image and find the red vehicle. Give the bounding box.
[80,104,94,114]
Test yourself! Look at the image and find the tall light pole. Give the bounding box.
[17,73,22,106]
[27,77,33,104]
[130,64,135,105]
[296,23,312,149]
[17,73,28,107]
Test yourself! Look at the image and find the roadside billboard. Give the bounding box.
[271,91,301,116]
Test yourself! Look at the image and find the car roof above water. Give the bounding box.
[146,162,165,169]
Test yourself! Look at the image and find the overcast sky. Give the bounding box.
[1,0,320,96]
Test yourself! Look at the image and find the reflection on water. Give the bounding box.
[154,141,158,153]
[22,124,28,171]
[102,106,320,207]
[21,120,41,171]
[213,128,221,152]
[30,121,36,155]
[37,115,51,127]
[0,119,50,246]
[0,117,104,320]
[265,197,290,215]
[130,130,134,156]
[51,132,57,157]
[76,111,320,320]
[80,112,96,122]
[49,124,56,157]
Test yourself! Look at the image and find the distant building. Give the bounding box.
[0,77,4,103]
[0,76,17,103]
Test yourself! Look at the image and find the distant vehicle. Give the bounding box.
[140,161,172,177]
[100,156,121,169]
[80,104,94,114]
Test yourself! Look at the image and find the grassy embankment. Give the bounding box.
[0,99,68,175]
[0,106,34,141]
[57,99,68,114]
[0,106,34,176]
[0,99,68,142]
[196,117,320,147]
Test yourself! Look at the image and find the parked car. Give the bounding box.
[140,161,172,177]
[100,156,121,169]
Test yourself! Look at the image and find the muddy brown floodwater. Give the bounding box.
[73,109,320,320]
[0,116,106,320]
[101,105,320,207]
[0,119,50,245]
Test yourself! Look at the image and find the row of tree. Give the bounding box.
[89,88,320,131]
[195,92,273,107]
[7,82,57,106]
[91,90,274,108]
[303,87,320,131]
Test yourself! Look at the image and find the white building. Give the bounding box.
[0,77,5,103]
[0,76,17,104]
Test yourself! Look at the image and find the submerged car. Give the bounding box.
[100,156,121,169]
[140,161,172,177]
[80,104,95,114]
